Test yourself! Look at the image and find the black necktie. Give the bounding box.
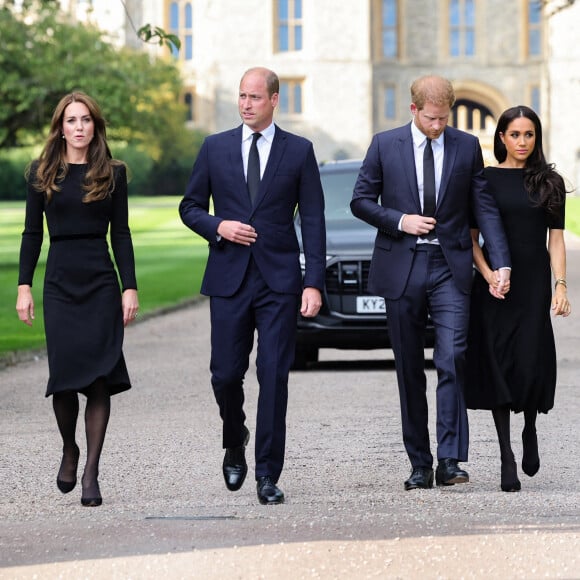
[422,138,436,240]
[247,132,262,204]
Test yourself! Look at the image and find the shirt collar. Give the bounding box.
[243,122,275,142]
[410,121,444,148]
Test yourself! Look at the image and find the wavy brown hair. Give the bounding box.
[494,105,566,216]
[30,91,123,203]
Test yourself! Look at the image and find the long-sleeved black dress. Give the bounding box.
[18,162,137,397]
[465,167,564,413]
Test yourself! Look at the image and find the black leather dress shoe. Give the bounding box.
[436,458,469,486]
[404,467,434,490]
[222,426,250,491]
[256,476,285,505]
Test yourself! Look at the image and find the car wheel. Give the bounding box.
[291,346,319,370]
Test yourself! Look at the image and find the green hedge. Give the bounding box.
[0,149,37,200]
[0,139,202,200]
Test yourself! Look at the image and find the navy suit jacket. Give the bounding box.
[179,124,326,297]
[351,123,510,299]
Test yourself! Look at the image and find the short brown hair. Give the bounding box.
[410,76,456,110]
[241,67,279,97]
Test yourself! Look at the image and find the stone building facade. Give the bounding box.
[64,0,579,186]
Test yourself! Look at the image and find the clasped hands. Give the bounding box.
[485,269,511,300]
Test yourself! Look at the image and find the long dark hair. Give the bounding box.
[494,105,565,216]
[31,91,123,203]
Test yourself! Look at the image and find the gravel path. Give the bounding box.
[1,234,579,579]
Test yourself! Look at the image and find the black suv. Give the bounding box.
[293,159,434,369]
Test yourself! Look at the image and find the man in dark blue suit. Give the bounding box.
[351,75,511,491]
[179,67,326,504]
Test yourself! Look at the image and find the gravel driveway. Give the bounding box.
[1,234,579,579]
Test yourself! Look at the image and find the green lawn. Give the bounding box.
[1,197,208,358]
[2,195,580,360]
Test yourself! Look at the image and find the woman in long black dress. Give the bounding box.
[466,106,571,492]
[16,92,139,507]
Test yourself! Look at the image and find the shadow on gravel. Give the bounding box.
[293,359,436,372]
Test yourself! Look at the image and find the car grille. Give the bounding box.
[325,260,371,295]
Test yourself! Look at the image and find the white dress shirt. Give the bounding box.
[242,122,275,180]
[411,121,444,213]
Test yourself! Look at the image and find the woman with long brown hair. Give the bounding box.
[16,92,139,506]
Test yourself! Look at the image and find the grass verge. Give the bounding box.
[1,197,207,361]
[2,195,580,362]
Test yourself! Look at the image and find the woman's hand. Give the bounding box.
[486,270,510,300]
[16,285,35,326]
[122,289,139,326]
[552,285,571,317]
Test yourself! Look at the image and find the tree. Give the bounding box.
[0,1,187,159]
[0,1,205,196]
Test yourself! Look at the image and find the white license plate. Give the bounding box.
[356,296,385,313]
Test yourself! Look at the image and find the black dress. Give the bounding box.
[18,163,137,397]
[465,167,564,413]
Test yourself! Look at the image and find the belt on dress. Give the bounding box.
[50,233,106,242]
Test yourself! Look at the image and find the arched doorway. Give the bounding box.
[451,99,496,165]
[450,80,510,165]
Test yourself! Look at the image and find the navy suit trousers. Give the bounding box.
[385,244,470,468]
[209,258,299,482]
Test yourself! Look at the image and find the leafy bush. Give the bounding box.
[0,148,37,200]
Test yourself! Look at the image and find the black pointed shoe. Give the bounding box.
[436,458,469,486]
[222,426,250,491]
[56,445,80,494]
[80,476,102,507]
[256,476,285,505]
[404,467,434,491]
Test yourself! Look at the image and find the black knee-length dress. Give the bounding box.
[18,163,137,397]
[465,167,564,414]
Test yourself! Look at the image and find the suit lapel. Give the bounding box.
[250,125,287,212]
[229,125,246,184]
[397,126,422,213]
[228,126,252,207]
[438,129,458,209]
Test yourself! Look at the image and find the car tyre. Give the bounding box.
[291,346,319,370]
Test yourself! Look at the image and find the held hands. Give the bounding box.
[301,287,322,318]
[217,220,257,246]
[552,285,571,317]
[487,269,511,300]
[16,285,34,326]
[401,214,436,237]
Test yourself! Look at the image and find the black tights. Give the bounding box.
[492,405,539,490]
[521,408,539,476]
[52,379,110,497]
[491,406,520,491]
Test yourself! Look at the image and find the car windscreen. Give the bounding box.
[320,169,359,222]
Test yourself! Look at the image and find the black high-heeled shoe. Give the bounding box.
[81,496,102,507]
[500,453,521,492]
[56,445,80,494]
[81,476,102,507]
[522,427,540,477]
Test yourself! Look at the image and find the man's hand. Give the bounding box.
[300,287,322,318]
[401,214,436,237]
[487,268,511,299]
[495,268,511,296]
[217,220,257,246]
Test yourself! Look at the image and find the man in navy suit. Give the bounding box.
[351,75,511,490]
[179,67,326,505]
